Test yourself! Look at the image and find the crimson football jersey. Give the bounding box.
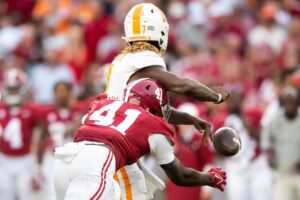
[0,103,43,156]
[42,104,83,148]
[74,99,175,169]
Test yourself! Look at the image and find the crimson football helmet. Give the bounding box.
[1,68,28,105]
[124,78,171,120]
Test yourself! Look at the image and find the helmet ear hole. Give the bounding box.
[150,109,157,115]
[161,31,165,36]
[160,39,163,45]
[146,85,151,90]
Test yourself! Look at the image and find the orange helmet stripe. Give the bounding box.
[132,4,144,35]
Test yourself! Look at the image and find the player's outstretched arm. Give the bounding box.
[167,107,212,144]
[149,134,226,191]
[160,159,227,191]
[129,66,229,103]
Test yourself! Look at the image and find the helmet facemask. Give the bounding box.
[3,85,27,106]
[2,68,28,106]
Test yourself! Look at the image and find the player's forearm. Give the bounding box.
[161,159,212,187]
[175,167,212,187]
[168,108,195,125]
[181,79,221,103]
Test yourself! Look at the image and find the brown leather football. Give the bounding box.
[212,127,241,156]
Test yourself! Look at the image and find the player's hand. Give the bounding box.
[210,84,230,103]
[207,167,227,191]
[192,117,212,145]
[31,166,45,191]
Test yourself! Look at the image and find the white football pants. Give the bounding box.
[41,150,57,200]
[0,153,35,200]
[52,142,118,200]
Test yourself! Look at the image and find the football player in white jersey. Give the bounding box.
[105,3,230,200]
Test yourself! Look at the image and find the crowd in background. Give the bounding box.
[0,0,300,200]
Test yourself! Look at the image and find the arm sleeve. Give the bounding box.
[148,134,175,165]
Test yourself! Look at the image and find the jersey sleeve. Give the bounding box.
[126,51,166,70]
[148,134,175,165]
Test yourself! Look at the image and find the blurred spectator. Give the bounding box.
[63,23,88,82]
[218,91,273,200]
[247,1,287,53]
[242,107,273,200]
[83,1,113,63]
[38,81,88,200]
[260,69,295,128]
[78,63,107,100]
[261,86,300,200]
[5,0,35,23]
[96,21,124,64]
[0,15,25,56]
[220,91,254,199]
[29,41,75,104]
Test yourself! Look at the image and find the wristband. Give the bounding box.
[216,94,223,104]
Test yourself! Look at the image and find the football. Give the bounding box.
[212,127,241,156]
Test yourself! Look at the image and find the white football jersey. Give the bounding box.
[105,50,166,100]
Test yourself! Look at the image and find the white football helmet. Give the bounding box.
[2,68,28,105]
[124,3,169,52]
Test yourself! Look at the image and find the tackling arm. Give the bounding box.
[168,107,212,143]
[161,158,211,186]
[149,134,227,191]
[161,159,226,191]
[129,66,229,103]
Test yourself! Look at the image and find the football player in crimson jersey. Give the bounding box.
[37,81,91,200]
[52,79,227,200]
[0,68,45,200]
[105,3,229,200]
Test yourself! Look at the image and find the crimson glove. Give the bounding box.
[208,167,227,191]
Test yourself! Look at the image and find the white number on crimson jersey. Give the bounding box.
[3,118,23,149]
[89,101,141,135]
